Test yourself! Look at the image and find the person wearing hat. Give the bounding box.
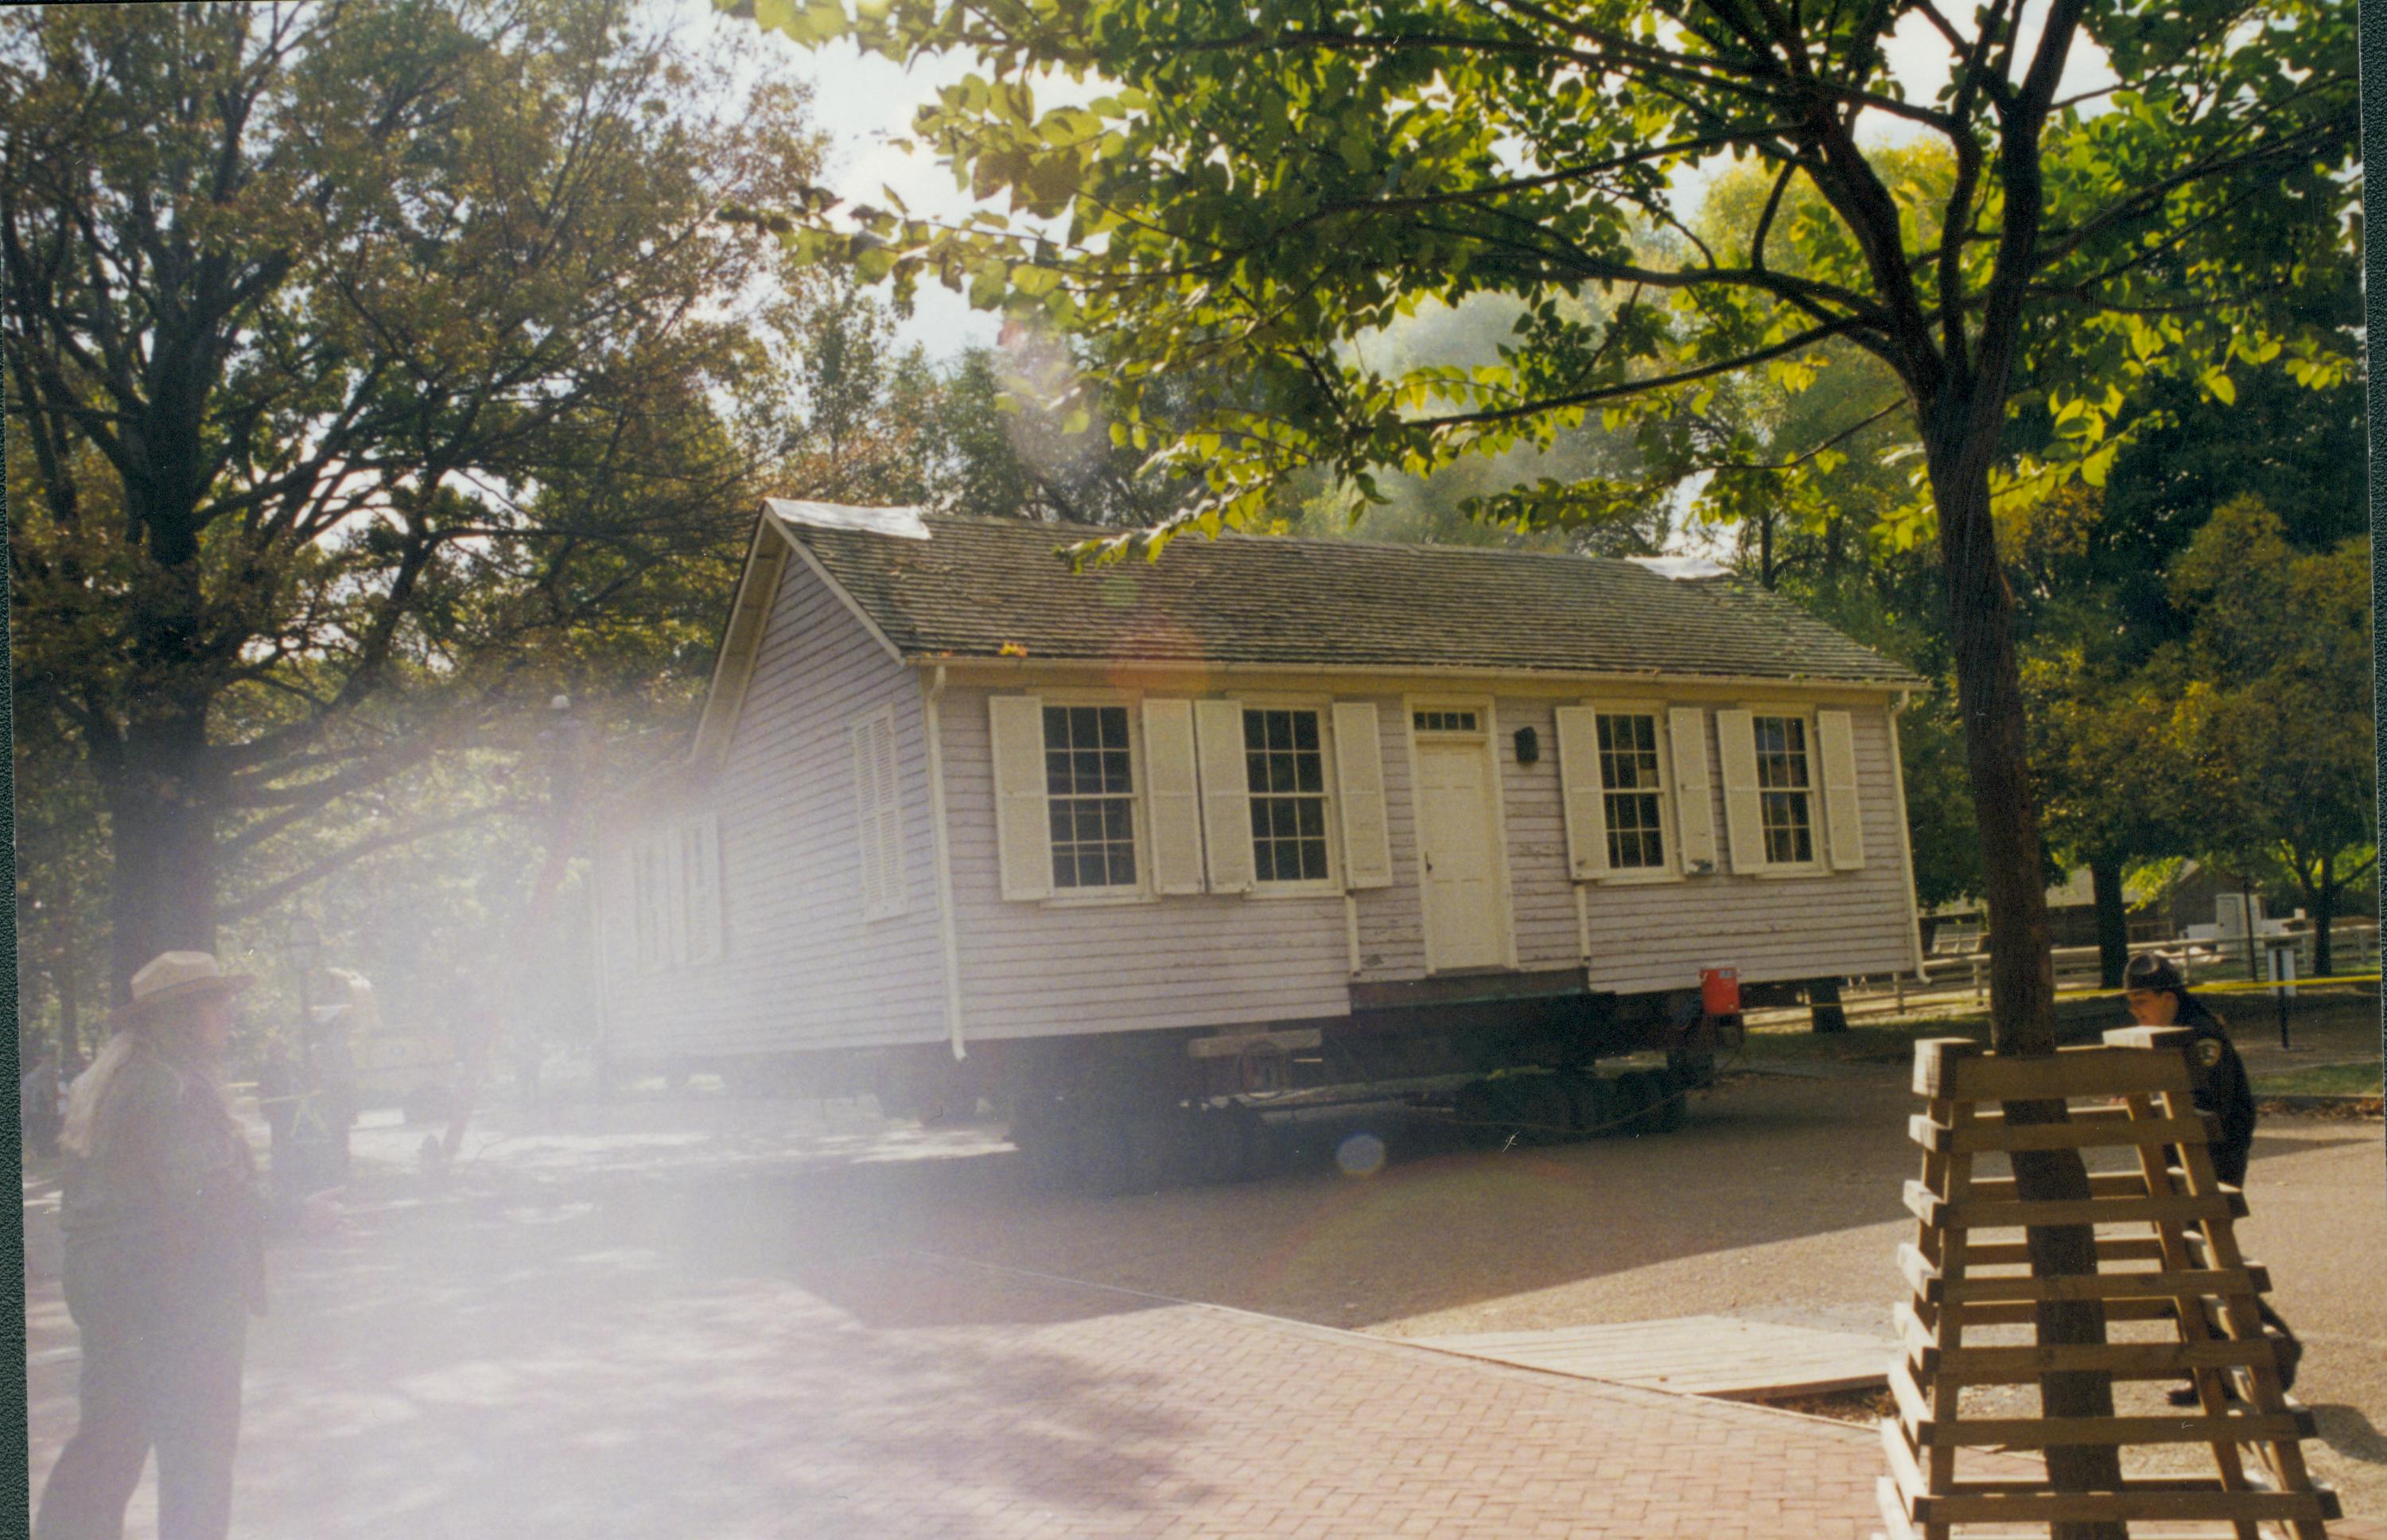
[2121,951,2300,1402]
[35,951,267,1540]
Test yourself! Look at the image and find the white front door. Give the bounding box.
[1417,738,1505,970]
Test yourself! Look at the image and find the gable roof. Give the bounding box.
[768,503,1920,686]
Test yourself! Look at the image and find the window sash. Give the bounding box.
[1595,712,1669,871]
[1243,707,1331,884]
[1752,715,1816,865]
[1044,704,1139,891]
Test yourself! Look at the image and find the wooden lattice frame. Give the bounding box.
[1877,1026,2338,1540]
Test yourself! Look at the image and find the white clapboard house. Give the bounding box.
[592,500,1924,1144]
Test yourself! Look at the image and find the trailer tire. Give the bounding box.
[1514,1074,1574,1145]
[1008,1099,1076,1192]
[1452,1079,1508,1149]
[1234,1104,1283,1182]
[1182,1106,1242,1186]
[1564,1073,1616,1138]
[1067,1112,1145,1198]
[1611,1071,1660,1134]
[1648,1075,1689,1133]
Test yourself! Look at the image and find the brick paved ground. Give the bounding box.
[27,1196,1900,1538]
[26,1088,2381,1538]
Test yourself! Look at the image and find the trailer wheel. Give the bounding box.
[1184,1106,1244,1186]
[1611,1071,1660,1134]
[1666,1048,1719,1091]
[1647,1074,1689,1133]
[1067,1112,1144,1198]
[1232,1103,1283,1182]
[1514,1074,1574,1145]
[1009,1096,1084,1192]
[1452,1079,1508,1149]
[1563,1073,1616,1138]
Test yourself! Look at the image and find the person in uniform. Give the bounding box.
[2122,952,2300,1402]
[35,952,267,1540]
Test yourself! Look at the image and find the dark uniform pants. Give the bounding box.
[35,1251,247,1540]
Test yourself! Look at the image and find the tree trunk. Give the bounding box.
[2089,852,2129,989]
[97,703,219,1003]
[1929,434,2125,1538]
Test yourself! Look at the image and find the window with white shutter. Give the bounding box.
[852,709,908,920]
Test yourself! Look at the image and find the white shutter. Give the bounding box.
[987,695,1052,901]
[1332,702,1393,889]
[1193,699,1256,893]
[1816,709,1867,871]
[1716,709,1765,872]
[1141,698,1206,895]
[1553,706,1611,881]
[682,816,724,962]
[1669,707,1718,875]
[875,715,905,908]
[853,712,908,919]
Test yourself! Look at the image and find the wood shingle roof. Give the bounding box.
[772,504,1921,687]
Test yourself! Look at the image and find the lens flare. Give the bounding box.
[1335,1130,1386,1177]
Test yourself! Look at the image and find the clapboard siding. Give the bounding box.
[940,685,1353,1039]
[601,626,1921,1062]
[596,560,947,1060]
[1577,702,1915,994]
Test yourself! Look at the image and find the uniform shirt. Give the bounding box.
[2175,1001,2257,1187]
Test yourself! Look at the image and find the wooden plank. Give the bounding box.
[1872,1476,1921,1540]
[1954,1237,2172,1266]
[1905,1180,2245,1231]
[1946,1297,2185,1327]
[1909,1333,2281,1386]
[1912,1485,2338,1526]
[1961,1172,2167,1203]
[1909,1110,2215,1154]
[1938,1265,2270,1306]
[1909,1406,2318,1449]
[1919,1044,2195,1101]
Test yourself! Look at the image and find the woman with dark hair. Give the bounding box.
[36,951,266,1540]
[2121,952,2300,1403]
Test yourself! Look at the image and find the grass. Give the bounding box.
[1738,982,2380,1073]
[2249,1060,2385,1099]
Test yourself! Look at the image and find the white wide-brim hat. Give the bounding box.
[125,951,255,1018]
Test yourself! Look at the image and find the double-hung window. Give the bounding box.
[1595,712,1669,872]
[1044,704,1138,891]
[1751,714,1816,865]
[1243,707,1330,884]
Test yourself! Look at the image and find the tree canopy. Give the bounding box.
[2,0,826,992]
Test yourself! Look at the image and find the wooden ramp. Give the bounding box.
[1412,1314,1891,1400]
